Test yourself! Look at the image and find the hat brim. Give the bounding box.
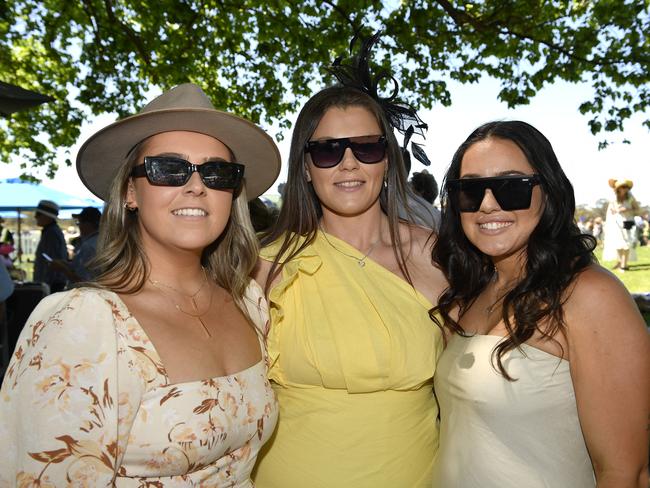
[76,108,281,201]
[35,209,59,220]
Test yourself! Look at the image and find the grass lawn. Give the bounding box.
[595,244,650,293]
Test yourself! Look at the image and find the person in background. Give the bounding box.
[592,216,603,243]
[0,216,13,247]
[407,169,441,230]
[0,83,280,485]
[640,212,649,246]
[431,120,648,487]
[249,197,278,233]
[253,34,447,488]
[50,206,101,284]
[603,178,640,271]
[33,199,67,292]
[0,260,13,303]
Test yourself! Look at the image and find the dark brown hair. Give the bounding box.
[261,85,416,291]
[431,121,596,379]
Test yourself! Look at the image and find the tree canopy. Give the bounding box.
[1,0,648,177]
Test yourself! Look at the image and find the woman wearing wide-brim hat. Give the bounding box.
[0,83,280,485]
[603,178,640,271]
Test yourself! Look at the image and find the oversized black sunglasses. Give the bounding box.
[447,174,541,212]
[305,135,387,168]
[131,156,244,190]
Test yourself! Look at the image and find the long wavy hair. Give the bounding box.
[261,85,416,292]
[430,120,596,379]
[91,138,259,311]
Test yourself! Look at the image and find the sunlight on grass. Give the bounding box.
[595,244,650,294]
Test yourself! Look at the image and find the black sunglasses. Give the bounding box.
[305,135,387,168]
[131,156,244,190]
[447,174,541,212]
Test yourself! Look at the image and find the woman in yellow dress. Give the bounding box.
[252,35,447,487]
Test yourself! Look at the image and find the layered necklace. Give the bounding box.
[319,225,380,268]
[148,267,213,338]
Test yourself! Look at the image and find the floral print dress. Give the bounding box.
[0,281,278,487]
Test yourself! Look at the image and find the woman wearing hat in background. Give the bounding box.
[603,178,640,271]
[430,121,648,487]
[0,83,280,486]
[252,35,447,487]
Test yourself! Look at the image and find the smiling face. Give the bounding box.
[459,137,544,262]
[306,105,386,219]
[126,130,234,257]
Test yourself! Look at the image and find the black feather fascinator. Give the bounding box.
[327,32,432,171]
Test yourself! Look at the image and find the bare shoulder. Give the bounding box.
[252,257,273,291]
[399,223,448,305]
[402,223,437,255]
[564,264,646,335]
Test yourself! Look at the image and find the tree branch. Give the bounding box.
[434,0,623,67]
[102,0,152,67]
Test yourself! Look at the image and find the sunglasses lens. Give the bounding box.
[495,179,532,210]
[308,142,345,168]
[147,158,189,186]
[449,176,538,212]
[142,157,243,190]
[350,136,386,163]
[307,136,386,168]
[457,185,484,212]
[200,162,243,189]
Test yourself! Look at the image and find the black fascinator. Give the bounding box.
[327,32,432,173]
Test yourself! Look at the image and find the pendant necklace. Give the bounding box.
[319,225,380,268]
[148,267,213,338]
[485,268,509,316]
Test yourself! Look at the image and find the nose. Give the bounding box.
[478,188,501,212]
[184,169,207,195]
[338,147,360,170]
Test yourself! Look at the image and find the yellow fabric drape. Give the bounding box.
[253,232,443,488]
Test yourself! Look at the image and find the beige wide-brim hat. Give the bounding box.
[76,83,281,201]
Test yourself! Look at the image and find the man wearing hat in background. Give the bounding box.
[33,199,67,292]
[50,206,101,284]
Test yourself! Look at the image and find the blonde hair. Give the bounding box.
[91,140,259,309]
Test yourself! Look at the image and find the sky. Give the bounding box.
[1,76,648,208]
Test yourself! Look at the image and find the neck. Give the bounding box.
[142,241,207,294]
[492,251,527,290]
[320,205,386,250]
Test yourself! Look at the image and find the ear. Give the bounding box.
[125,178,138,210]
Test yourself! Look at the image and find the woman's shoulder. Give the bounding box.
[242,278,269,333]
[564,264,643,331]
[32,287,119,316]
[259,232,310,261]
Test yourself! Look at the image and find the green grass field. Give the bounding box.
[595,244,650,293]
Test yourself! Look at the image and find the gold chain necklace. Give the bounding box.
[148,267,213,338]
[319,226,380,268]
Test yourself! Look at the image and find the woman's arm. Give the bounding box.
[566,266,649,487]
[0,289,142,486]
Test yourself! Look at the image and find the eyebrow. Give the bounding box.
[149,152,229,163]
[309,134,383,142]
[459,170,529,178]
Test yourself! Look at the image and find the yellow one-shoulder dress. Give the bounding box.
[253,231,443,488]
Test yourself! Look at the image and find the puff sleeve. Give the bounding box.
[0,288,143,487]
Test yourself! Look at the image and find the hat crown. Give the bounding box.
[141,83,216,114]
[38,199,59,212]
